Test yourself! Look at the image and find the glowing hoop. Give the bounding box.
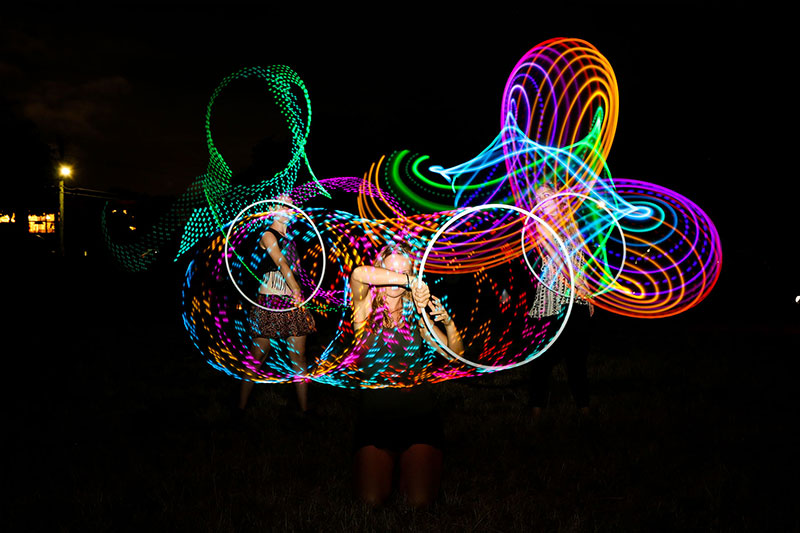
[417,203,574,370]
[224,199,326,312]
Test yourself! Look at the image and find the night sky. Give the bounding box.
[1,4,794,319]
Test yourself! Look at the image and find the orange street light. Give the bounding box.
[58,164,73,256]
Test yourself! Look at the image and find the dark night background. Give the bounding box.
[2,2,798,531]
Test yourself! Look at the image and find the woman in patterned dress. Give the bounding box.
[239,195,316,413]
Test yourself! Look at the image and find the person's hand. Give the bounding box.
[411,278,430,312]
[291,290,304,307]
[575,280,595,316]
[428,296,452,326]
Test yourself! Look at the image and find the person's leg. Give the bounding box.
[397,444,443,508]
[239,337,271,410]
[287,335,308,412]
[354,445,396,506]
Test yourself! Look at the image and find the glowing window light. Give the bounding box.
[28,213,56,234]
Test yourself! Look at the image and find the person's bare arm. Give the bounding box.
[350,266,413,326]
[351,265,415,291]
[418,295,464,356]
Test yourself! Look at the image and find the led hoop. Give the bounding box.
[523,191,627,299]
[224,199,326,312]
[417,203,574,370]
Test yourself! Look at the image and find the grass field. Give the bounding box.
[4,257,798,532]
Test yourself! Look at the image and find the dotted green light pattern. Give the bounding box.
[102,65,329,273]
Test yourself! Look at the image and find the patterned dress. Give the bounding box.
[528,248,590,319]
[249,228,316,339]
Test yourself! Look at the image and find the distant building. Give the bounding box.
[1,189,123,259]
[0,211,56,234]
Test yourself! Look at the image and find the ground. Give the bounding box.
[3,254,797,532]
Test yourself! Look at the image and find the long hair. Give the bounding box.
[370,242,416,329]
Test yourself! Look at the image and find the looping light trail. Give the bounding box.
[106,38,722,387]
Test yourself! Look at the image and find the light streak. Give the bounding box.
[107,38,722,387]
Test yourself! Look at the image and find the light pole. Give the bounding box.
[58,164,72,256]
